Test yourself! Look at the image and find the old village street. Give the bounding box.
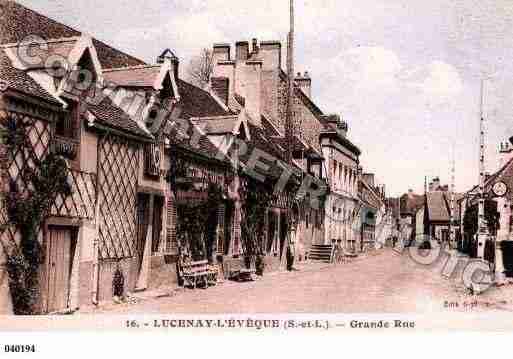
[83,249,513,314]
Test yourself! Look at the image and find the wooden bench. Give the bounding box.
[228,260,256,282]
[181,260,218,289]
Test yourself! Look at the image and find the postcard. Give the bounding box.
[1,1,513,348]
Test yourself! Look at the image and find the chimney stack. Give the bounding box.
[259,41,282,70]
[213,43,231,63]
[235,41,249,61]
[295,71,312,98]
[211,77,229,106]
[252,38,259,56]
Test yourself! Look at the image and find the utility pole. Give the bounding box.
[449,144,456,249]
[285,0,295,165]
[477,79,489,259]
[282,0,295,271]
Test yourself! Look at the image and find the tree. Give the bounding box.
[187,48,214,89]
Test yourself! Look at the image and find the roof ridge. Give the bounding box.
[0,36,80,48]
[103,64,161,72]
[1,1,146,66]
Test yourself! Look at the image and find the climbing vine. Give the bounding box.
[240,179,274,269]
[175,183,223,262]
[0,116,71,315]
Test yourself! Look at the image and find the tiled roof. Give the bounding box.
[246,122,286,162]
[0,1,145,69]
[0,50,61,105]
[177,79,230,119]
[426,191,463,222]
[103,65,161,88]
[87,96,152,139]
[167,120,228,163]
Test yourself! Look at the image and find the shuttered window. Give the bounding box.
[165,196,178,254]
[216,204,226,255]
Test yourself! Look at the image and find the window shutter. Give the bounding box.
[165,197,178,254]
[145,143,161,177]
[216,204,225,255]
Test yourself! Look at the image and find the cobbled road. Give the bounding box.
[89,249,513,314]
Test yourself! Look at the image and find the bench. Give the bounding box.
[228,260,256,282]
[181,260,218,289]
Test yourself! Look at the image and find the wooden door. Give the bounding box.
[47,227,73,313]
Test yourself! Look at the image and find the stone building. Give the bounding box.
[209,38,362,258]
[358,173,387,251]
[458,139,513,279]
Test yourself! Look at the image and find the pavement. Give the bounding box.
[79,248,513,314]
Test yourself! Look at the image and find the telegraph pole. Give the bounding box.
[285,0,295,165]
[449,144,456,249]
[477,79,489,259]
[282,0,295,271]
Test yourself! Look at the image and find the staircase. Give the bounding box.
[308,244,334,263]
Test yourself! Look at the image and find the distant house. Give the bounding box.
[424,190,462,242]
[358,174,387,251]
[387,190,424,242]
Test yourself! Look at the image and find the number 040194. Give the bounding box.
[4,345,36,353]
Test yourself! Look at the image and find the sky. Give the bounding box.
[18,0,513,196]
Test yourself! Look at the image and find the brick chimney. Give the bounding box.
[235,41,249,61]
[211,77,229,106]
[259,41,281,70]
[213,43,231,63]
[295,71,312,98]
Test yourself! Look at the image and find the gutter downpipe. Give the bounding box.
[91,130,108,306]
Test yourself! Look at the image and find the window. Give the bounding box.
[56,101,79,139]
